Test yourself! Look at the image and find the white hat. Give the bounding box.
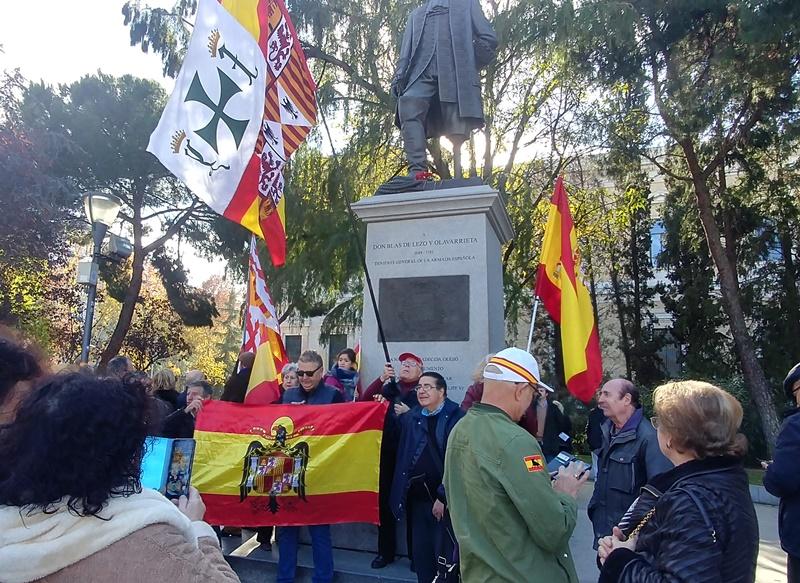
[483,347,553,392]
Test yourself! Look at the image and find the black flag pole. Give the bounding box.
[317,105,393,368]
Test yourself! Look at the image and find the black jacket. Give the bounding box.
[220,367,252,404]
[537,399,572,460]
[764,408,800,557]
[150,390,179,436]
[600,456,759,583]
[162,408,196,438]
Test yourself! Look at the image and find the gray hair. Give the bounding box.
[298,350,323,368]
[282,362,298,376]
[106,356,132,379]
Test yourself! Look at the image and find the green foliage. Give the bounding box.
[659,177,735,377]
[151,250,219,327]
[638,376,770,464]
[123,291,190,370]
[161,275,243,386]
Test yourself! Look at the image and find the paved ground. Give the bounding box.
[226,483,788,582]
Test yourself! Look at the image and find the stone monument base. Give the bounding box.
[352,184,513,404]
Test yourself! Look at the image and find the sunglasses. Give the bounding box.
[296,364,322,377]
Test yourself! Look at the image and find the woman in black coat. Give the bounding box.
[598,380,758,583]
[764,362,800,582]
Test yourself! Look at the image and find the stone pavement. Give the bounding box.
[224,483,788,582]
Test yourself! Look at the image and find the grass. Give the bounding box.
[746,467,765,486]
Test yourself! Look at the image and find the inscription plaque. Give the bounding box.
[379,275,469,342]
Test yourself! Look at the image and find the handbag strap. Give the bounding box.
[628,507,656,539]
[674,486,717,544]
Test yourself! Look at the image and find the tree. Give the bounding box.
[123,291,189,371]
[659,176,736,377]
[0,70,79,341]
[169,275,244,386]
[87,265,190,371]
[594,78,664,385]
[18,73,220,368]
[575,0,800,448]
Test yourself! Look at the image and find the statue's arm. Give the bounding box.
[471,0,498,69]
[392,14,415,95]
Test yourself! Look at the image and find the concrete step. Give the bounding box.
[223,532,416,583]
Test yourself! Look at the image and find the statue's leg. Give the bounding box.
[398,76,437,175]
[451,136,465,179]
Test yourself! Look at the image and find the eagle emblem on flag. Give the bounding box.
[239,416,313,513]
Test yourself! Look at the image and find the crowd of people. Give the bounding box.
[1,324,799,583]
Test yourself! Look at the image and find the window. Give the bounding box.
[284,335,302,363]
[650,220,666,267]
[326,334,348,368]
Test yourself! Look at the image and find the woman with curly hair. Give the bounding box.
[0,373,239,583]
[597,380,758,583]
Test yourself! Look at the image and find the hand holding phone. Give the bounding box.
[173,486,206,521]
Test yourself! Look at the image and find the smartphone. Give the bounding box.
[547,451,590,479]
[164,439,196,500]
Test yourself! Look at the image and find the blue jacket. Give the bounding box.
[281,381,345,405]
[390,398,464,520]
[764,408,800,557]
[588,408,673,545]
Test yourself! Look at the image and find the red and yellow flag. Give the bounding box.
[193,401,385,526]
[221,0,317,266]
[243,236,288,404]
[535,176,602,402]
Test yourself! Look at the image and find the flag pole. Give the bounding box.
[318,106,392,366]
[526,297,539,353]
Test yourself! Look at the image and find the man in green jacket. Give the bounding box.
[444,347,589,582]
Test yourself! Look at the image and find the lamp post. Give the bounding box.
[80,191,122,364]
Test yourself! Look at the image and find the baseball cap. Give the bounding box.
[483,347,553,392]
[398,352,424,368]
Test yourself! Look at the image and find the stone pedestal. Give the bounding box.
[352,185,514,404]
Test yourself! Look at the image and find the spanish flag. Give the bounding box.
[221,0,317,267]
[193,401,385,525]
[535,176,602,402]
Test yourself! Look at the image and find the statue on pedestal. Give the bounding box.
[378,0,497,194]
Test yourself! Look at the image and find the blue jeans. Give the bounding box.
[277,525,334,583]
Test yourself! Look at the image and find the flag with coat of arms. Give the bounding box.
[148,0,317,267]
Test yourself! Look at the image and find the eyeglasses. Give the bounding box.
[296,364,322,378]
[414,383,438,393]
[651,416,659,429]
[401,359,420,367]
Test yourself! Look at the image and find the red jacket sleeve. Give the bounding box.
[359,377,384,401]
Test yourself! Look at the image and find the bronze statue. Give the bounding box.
[392,0,497,182]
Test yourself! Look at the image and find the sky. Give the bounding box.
[0,1,172,87]
[1,0,230,285]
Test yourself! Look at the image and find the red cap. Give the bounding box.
[398,352,423,368]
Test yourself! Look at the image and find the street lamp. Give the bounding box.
[80,191,122,364]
